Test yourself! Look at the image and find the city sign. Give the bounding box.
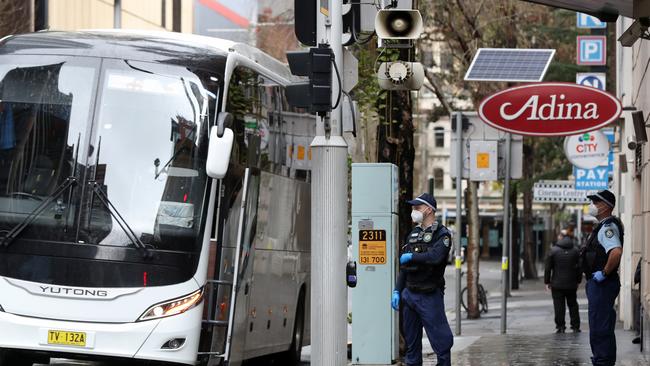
[533,180,596,204]
[577,36,606,65]
[478,83,622,136]
[564,131,610,169]
[576,72,606,91]
[577,12,607,29]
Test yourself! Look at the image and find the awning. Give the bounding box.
[521,0,635,20]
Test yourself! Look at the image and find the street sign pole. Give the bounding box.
[500,133,512,334]
[455,112,463,336]
[312,1,349,365]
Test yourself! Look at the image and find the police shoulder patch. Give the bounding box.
[423,233,433,242]
[443,236,451,247]
[605,229,614,238]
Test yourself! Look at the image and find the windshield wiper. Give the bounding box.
[1,177,77,248]
[87,181,153,259]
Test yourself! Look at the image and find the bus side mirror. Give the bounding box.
[206,126,234,179]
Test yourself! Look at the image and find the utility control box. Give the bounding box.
[351,163,399,365]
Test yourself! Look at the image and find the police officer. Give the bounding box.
[390,193,454,366]
[582,190,623,366]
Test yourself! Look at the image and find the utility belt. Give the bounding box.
[586,272,619,281]
[406,283,439,293]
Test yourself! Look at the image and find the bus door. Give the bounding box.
[205,165,260,365]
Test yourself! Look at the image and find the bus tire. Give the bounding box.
[0,349,47,366]
[281,293,305,365]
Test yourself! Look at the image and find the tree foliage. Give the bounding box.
[420,0,581,280]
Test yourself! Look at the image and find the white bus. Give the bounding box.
[0,30,314,366]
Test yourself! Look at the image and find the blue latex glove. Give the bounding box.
[400,253,413,265]
[391,290,400,311]
[592,271,607,282]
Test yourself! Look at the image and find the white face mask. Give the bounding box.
[411,210,424,224]
[588,203,599,217]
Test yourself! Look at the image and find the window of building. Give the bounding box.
[441,46,454,72]
[434,168,444,191]
[434,127,445,147]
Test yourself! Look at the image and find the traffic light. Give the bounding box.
[342,0,361,46]
[375,9,423,40]
[286,44,334,116]
[294,0,316,46]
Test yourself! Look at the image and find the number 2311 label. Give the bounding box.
[359,230,387,265]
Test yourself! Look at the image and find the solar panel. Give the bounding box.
[464,48,556,82]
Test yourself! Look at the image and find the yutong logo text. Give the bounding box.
[40,286,108,297]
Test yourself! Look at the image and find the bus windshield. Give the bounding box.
[0,55,220,287]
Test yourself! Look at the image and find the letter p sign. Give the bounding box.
[577,36,606,66]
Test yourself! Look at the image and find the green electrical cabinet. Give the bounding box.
[351,163,399,364]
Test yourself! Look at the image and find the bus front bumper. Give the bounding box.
[0,304,203,365]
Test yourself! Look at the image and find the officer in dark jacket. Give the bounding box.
[581,190,623,366]
[544,234,582,333]
[391,193,453,366]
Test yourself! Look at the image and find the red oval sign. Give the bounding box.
[478,83,622,136]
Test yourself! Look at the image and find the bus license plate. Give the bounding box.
[47,330,86,347]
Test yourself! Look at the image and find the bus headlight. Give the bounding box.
[138,288,204,322]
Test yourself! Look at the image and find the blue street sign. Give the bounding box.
[575,166,610,190]
[576,73,606,90]
[603,129,615,174]
[577,36,606,65]
[577,13,607,29]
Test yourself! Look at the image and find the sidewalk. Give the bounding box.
[420,278,648,365]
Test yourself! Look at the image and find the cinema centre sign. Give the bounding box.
[478,83,622,137]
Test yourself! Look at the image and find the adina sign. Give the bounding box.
[564,131,609,169]
[478,83,622,136]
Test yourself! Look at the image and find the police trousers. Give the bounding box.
[401,287,453,366]
[586,277,620,366]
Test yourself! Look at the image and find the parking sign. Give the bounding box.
[576,13,607,29]
[576,73,606,90]
[577,36,606,65]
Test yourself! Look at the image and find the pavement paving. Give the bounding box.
[417,262,649,366]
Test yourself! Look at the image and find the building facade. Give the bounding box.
[616,15,649,353]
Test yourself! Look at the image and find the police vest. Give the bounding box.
[402,224,451,293]
[581,216,624,276]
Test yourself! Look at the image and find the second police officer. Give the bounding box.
[391,193,454,366]
[581,189,624,366]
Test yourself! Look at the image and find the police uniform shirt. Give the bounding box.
[597,219,622,253]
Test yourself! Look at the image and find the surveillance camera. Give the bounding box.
[632,110,648,143]
[619,17,650,47]
[627,136,638,150]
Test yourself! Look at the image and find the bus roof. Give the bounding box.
[0,30,295,82]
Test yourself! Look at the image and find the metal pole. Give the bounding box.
[113,0,121,29]
[455,112,463,336]
[576,207,582,243]
[501,133,512,334]
[312,1,348,365]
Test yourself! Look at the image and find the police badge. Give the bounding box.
[423,233,433,242]
[443,236,450,247]
[605,229,614,238]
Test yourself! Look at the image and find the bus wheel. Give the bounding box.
[0,349,47,366]
[281,296,305,365]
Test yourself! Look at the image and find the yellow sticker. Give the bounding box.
[477,152,490,169]
[455,257,462,269]
[359,230,386,265]
[501,256,509,270]
[297,145,305,160]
